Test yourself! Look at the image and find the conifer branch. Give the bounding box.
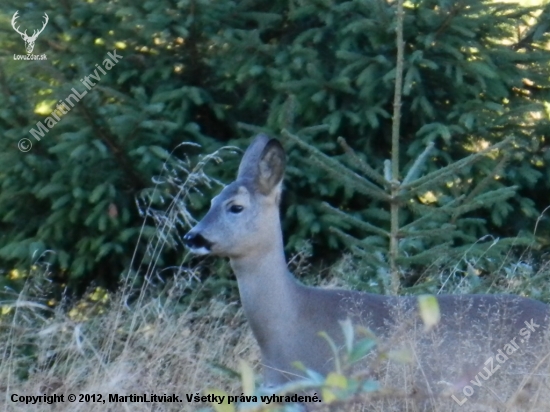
[322,202,390,238]
[399,225,456,239]
[329,227,369,250]
[283,94,297,130]
[450,153,511,222]
[401,137,512,194]
[451,187,517,218]
[308,156,389,201]
[283,130,390,201]
[401,196,465,231]
[336,136,387,187]
[297,125,330,135]
[384,159,392,183]
[237,122,269,135]
[329,228,387,260]
[396,242,453,265]
[402,142,434,186]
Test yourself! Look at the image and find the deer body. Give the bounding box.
[184,135,549,388]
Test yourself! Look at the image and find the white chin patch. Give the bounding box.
[189,247,211,255]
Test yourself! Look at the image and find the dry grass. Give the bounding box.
[1,260,550,412]
[0,272,260,412]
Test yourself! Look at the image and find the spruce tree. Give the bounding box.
[0,0,549,294]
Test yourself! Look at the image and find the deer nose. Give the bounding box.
[183,232,212,250]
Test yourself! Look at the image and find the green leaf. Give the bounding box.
[348,338,377,363]
[322,372,348,403]
[417,295,441,331]
[206,390,234,412]
[239,360,255,396]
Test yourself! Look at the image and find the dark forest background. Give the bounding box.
[0,0,549,301]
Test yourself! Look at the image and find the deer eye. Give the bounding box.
[228,205,244,214]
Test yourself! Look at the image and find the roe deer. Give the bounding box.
[184,134,549,392]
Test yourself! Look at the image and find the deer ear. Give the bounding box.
[256,139,285,195]
[237,134,271,180]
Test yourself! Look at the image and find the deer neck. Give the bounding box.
[229,229,300,347]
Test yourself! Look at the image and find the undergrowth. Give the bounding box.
[1,144,549,411]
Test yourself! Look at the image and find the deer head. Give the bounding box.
[12,11,49,54]
[184,135,286,260]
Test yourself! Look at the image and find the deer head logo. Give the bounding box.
[11,11,49,54]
